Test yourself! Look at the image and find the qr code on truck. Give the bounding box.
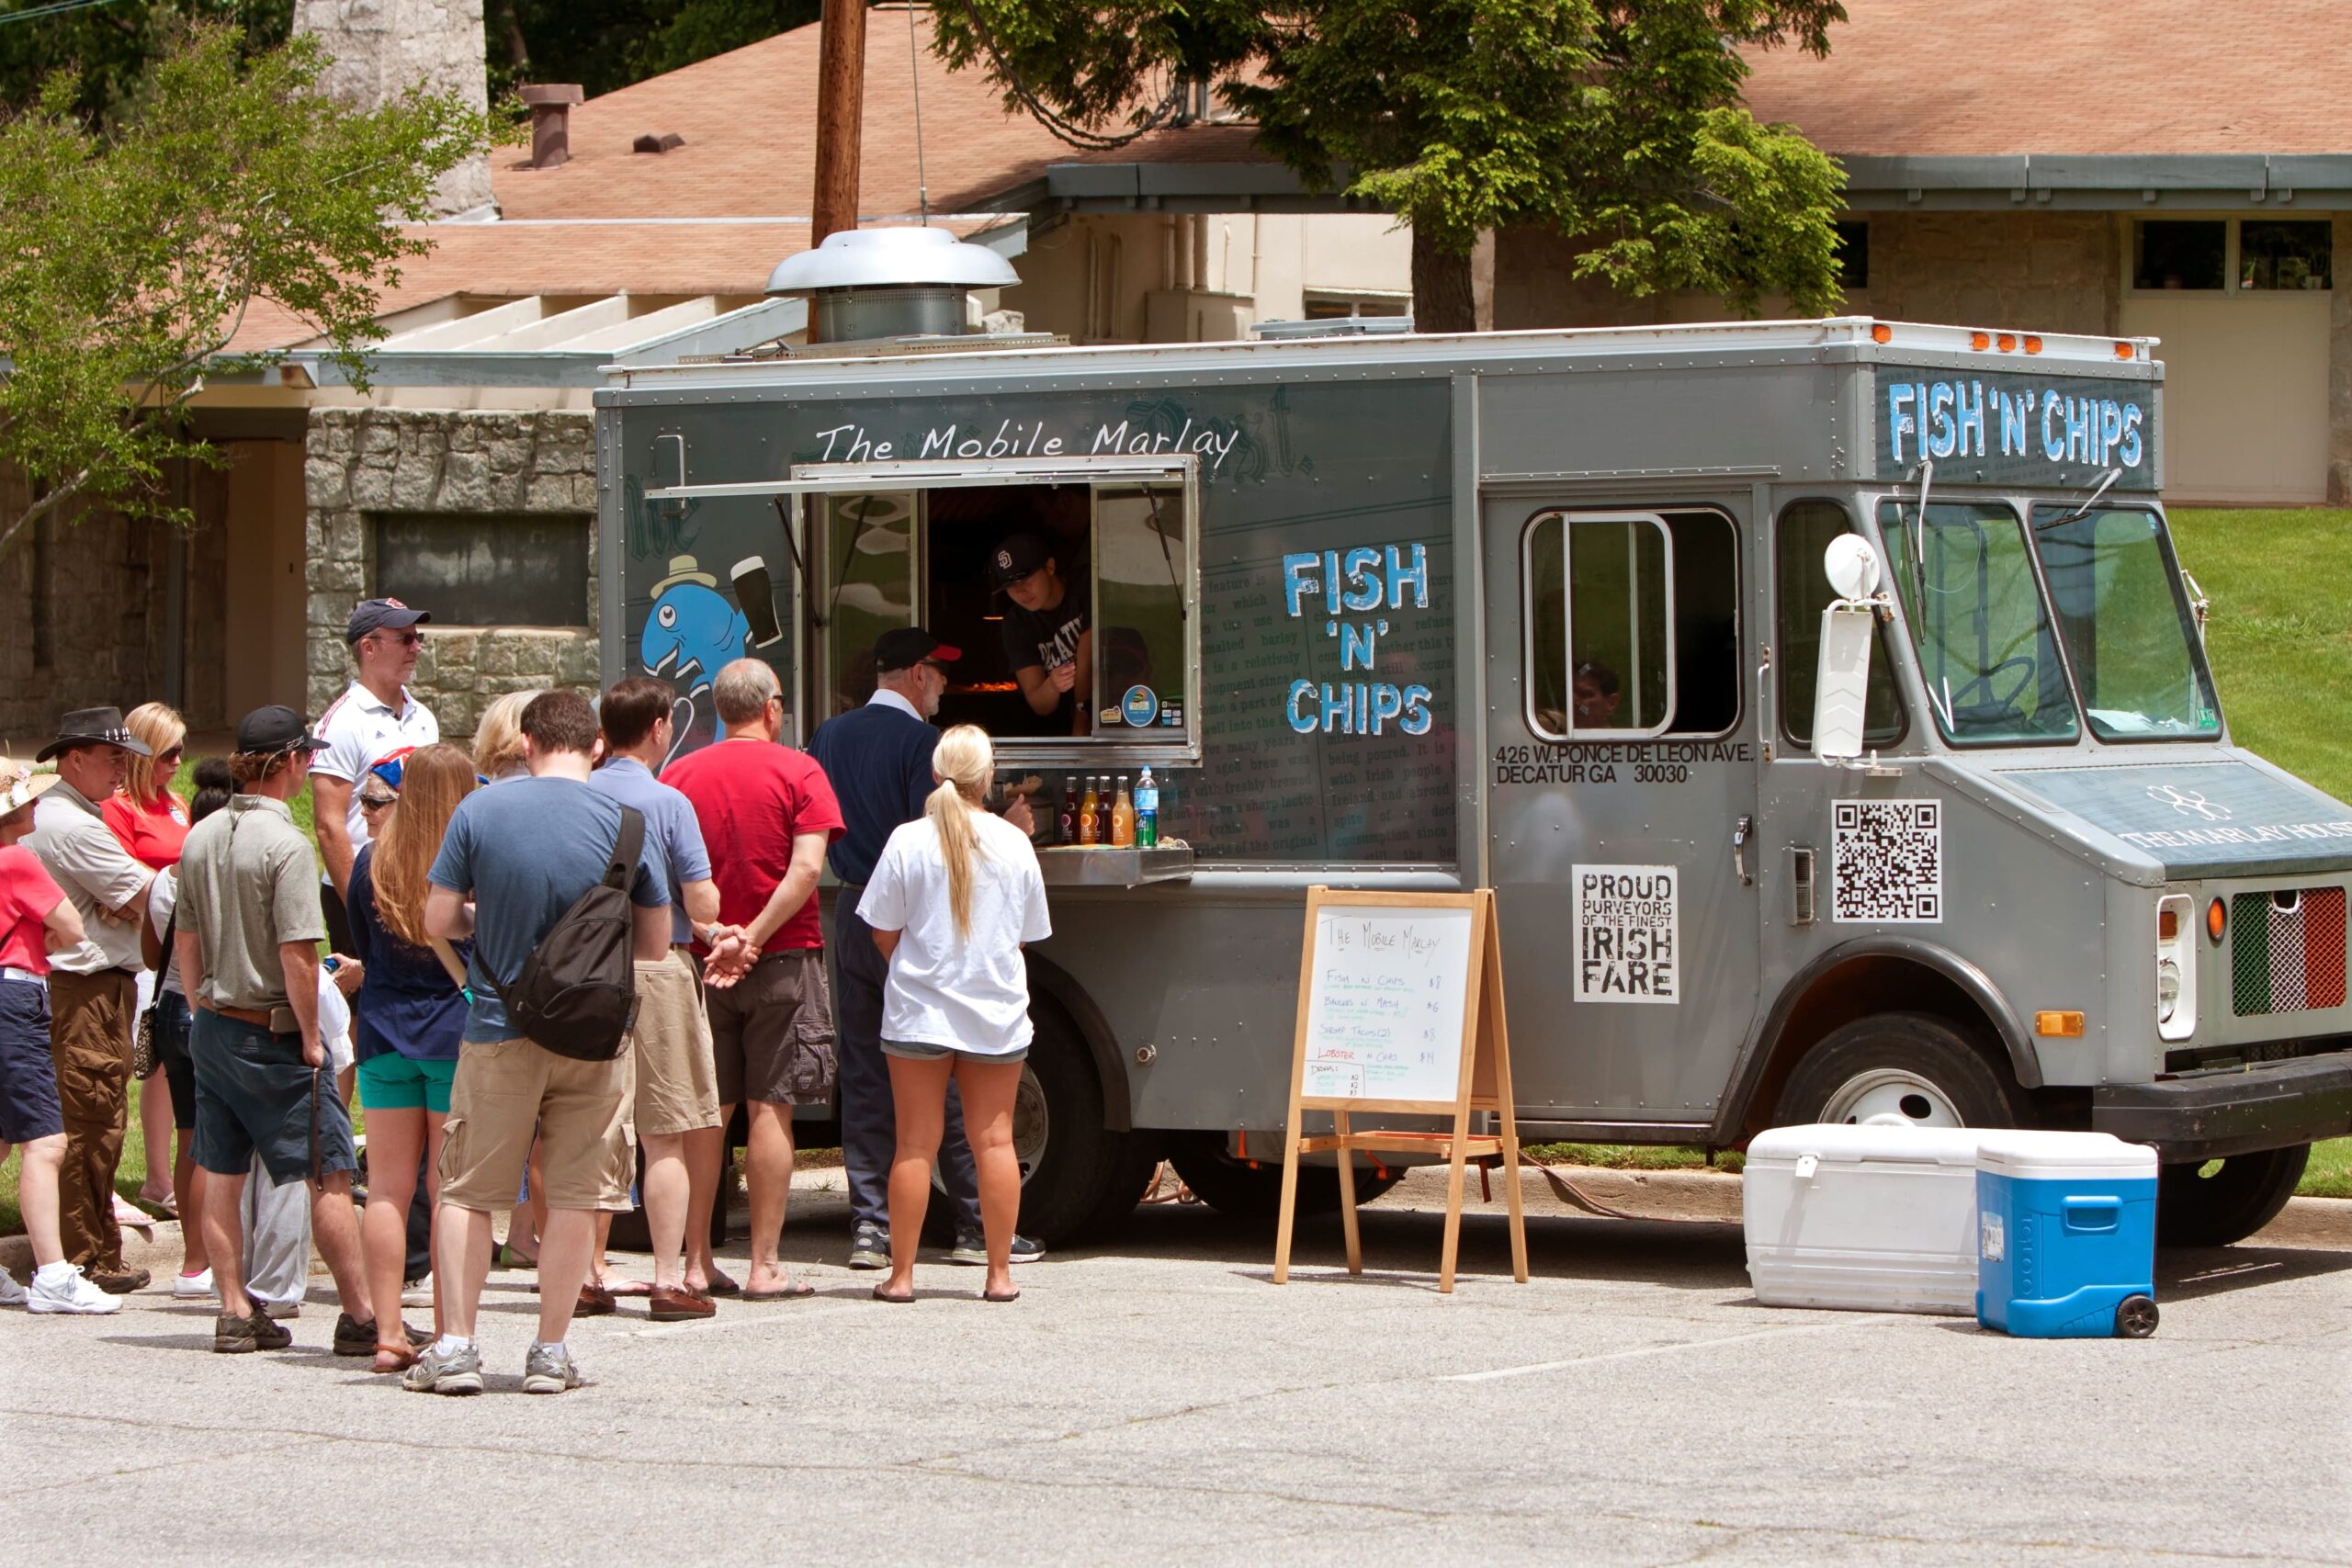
[1832,800,1942,923]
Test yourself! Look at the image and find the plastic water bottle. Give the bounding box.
[1135,766,1159,848]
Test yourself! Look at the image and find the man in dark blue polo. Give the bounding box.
[807,627,1042,1270]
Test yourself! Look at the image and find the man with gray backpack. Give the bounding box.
[414,691,670,1394]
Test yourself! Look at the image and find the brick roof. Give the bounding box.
[1744,0,2352,155]
[492,9,1250,221]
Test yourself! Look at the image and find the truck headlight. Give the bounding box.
[2156,893,2196,1042]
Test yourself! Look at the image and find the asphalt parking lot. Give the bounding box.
[5,1169,2347,1566]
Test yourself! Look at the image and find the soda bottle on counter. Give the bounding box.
[1112,775,1136,847]
[1057,775,1079,844]
[1078,776,1101,845]
[1092,776,1114,844]
[1135,766,1159,848]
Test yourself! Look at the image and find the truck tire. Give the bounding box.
[1008,1001,1159,1247]
[2156,1145,2308,1247]
[1775,1011,2030,1130]
[1163,1131,1407,1221]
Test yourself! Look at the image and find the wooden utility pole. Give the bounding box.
[810,0,866,248]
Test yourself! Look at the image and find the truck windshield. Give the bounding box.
[1879,500,2078,744]
[2030,504,2221,741]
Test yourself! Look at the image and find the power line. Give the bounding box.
[0,0,131,27]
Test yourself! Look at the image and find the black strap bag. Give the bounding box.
[503,805,645,1061]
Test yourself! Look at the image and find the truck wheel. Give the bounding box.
[1775,1011,2030,1130]
[1004,1001,1158,1247]
[2156,1145,2308,1247]
[1164,1131,1407,1221]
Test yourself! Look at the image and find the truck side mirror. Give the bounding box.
[1813,536,1883,763]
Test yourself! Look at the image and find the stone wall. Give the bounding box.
[0,463,231,750]
[1496,211,2123,336]
[303,408,600,740]
[292,0,496,220]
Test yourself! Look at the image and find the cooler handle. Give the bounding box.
[2062,1196,2120,1234]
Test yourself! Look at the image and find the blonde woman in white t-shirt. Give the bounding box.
[857,725,1050,1304]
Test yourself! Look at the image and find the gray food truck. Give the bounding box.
[598,288,2352,1250]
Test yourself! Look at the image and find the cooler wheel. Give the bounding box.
[2114,1295,2159,1338]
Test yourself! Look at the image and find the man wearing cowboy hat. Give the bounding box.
[25,707,158,1294]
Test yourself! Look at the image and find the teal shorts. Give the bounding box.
[355,1052,458,1114]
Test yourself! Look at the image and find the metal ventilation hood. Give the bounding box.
[766,226,1021,343]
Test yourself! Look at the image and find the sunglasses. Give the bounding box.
[359,792,398,810]
[373,630,426,649]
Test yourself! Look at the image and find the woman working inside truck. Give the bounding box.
[989,532,1093,737]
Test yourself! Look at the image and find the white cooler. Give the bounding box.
[1743,1123,1985,1314]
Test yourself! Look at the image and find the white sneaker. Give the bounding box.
[0,1272,25,1307]
[27,1266,122,1315]
[172,1268,216,1300]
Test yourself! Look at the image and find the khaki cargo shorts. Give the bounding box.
[626,949,722,1136]
[707,947,835,1107]
[437,1035,633,1213]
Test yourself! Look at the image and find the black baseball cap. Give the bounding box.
[987,533,1053,591]
[345,597,431,644]
[234,705,330,756]
[874,626,962,672]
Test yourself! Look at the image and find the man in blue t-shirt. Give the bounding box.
[808,627,1044,1271]
[410,691,670,1396]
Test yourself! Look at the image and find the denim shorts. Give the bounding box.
[0,977,63,1144]
[880,1038,1029,1066]
[150,988,196,1131]
[189,1009,358,1185]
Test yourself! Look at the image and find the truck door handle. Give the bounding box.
[1732,815,1754,886]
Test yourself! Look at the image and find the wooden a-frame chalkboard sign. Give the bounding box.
[1272,886,1529,1293]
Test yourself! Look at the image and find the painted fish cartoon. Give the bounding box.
[639,555,749,694]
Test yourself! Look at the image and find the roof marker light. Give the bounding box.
[1970,332,1991,350]
[1871,323,1893,344]
[1996,333,2017,352]
[2023,334,2044,354]
[2114,341,2135,359]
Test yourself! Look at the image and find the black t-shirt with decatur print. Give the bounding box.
[999,578,1091,701]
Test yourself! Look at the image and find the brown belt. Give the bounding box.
[202,1001,275,1029]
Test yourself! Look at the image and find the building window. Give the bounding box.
[2132,220,2227,290]
[373,513,592,627]
[2240,220,2332,290]
[1835,220,1870,290]
[1302,290,1410,320]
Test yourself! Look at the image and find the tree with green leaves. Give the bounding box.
[931,0,1849,331]
[0,22,481,564]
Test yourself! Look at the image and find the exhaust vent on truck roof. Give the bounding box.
[765,226,1021,344]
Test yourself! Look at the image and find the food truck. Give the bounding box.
[598,248,2352,1249]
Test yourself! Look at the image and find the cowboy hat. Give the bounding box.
[36,706,153,763]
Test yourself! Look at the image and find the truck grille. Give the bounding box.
[2231,887,2347,1016]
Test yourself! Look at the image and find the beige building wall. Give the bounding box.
[221,441,311,717]
[1007,212,1413,344]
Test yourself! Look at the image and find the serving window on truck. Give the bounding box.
[799,463,1196,762]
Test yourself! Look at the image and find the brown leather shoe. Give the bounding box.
[575,1281,617,1317]
[86,1266,151,1295]
[647,1283,716,1322]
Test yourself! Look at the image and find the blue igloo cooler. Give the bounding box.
[1974,1130,2159,1338]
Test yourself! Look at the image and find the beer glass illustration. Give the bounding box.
[733,556,786,648]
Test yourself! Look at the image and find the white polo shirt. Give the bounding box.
[311,679,439,848]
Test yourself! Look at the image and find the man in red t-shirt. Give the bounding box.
[662,660,844,1301]
[0,761,120,1313]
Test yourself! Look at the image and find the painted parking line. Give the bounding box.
[1439,1322,1860,1382]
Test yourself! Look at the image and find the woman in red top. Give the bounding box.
[102,705,191,1221]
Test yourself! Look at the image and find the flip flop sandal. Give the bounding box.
[870,1284,915,1304]
[695,1270,741,1299]
[374,1344,418,1374]
[743,1280,816,1302]
[603,1278,654,1297]
[982,1288,1022,1304]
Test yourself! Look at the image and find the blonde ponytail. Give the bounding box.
[926,725,995,937]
